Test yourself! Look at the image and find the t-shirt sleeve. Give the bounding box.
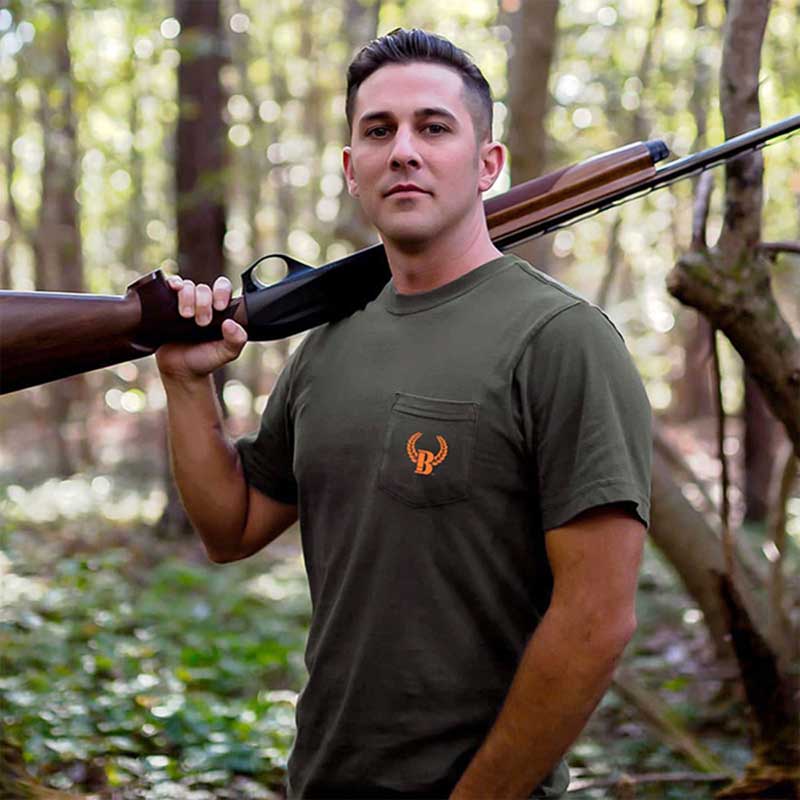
[514,301,652,531]
[235,353,299,506]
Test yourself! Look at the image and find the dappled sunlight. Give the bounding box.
[2,475,167,525]
[0,551,47,615]
[1,0,797,797]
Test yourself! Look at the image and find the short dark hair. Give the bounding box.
[346,28,494,142]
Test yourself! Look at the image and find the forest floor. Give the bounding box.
[0,410,792,799]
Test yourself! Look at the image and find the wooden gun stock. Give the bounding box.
[0,273,246,394]
[0,137,679,395]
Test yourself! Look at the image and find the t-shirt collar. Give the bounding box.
[381,254,515,315]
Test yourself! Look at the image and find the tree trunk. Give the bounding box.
[666,0,800,789]
[743,372,782,522]
[649,440,772,662]
[670,312,716,421]
[175,0,227,286]
[669,0,715,423]
[160,0,228,536]
[667,0,800,456]
[504,0,560,272]
[300,4,322,230]
[123,47,146,279]
[32,0,88,476]
[334,0,381,251]
[1,66,21,289]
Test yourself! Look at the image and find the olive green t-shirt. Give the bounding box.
[236,254,652,798]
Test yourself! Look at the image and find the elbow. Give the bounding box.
[618,614,637,652]
[601,612,637,660]
[203,541,245,564]
[580,608,637,662]
[205,547,234,564]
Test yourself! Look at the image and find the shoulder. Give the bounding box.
[511,281,644,402]
[535,298,626,348]
[502,256,590,307]
[493,256,613,336]
[492,257,627,367]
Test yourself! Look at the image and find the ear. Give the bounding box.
[477,140,506,193]
[342,146,360,198]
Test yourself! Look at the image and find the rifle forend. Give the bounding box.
[1,138,668,395]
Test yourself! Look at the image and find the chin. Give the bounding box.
[380,217,439,245]
[383,228,436,251]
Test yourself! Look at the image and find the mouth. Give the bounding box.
[384,184,430,198]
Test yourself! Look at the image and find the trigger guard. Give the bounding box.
[241,253,314,295]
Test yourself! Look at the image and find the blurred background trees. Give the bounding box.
[1,0,798,797]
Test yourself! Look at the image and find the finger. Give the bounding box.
[166,275,184,292]
[195,284,213,326]
[178,279,196,317]
[212,276,233,310]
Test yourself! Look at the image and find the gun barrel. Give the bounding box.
[492,114,800,248]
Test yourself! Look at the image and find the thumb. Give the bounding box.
[217,319,248,361]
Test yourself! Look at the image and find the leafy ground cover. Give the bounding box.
[1,476,310,798]
[1,474,757,798]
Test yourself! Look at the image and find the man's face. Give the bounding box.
[343,62,503,251]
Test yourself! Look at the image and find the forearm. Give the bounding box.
[451,604,632,799]
[163,374,249,557]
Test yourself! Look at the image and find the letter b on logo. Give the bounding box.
[414,450,435,475]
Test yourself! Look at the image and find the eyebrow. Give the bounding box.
[358,107,459,126]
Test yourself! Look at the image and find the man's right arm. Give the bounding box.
[157,276,298,563]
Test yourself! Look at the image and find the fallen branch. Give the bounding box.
[568,770,732,793]
[0,738,83,799]
[653,427,717,513]
[612,673,726,773]
[653,426,768,590]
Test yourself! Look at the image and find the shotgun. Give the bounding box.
[1,114,798,395]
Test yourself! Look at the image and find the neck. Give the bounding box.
[382,202,503,295]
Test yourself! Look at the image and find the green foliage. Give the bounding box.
[1,516,310,795]
[1,1,798,795]
[1,491,757,798]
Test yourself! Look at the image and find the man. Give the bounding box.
[157,29,651,799]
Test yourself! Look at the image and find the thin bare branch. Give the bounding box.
[757,240,800,258]
[691,171,715,250]
[767,446,798,658]
[711,328,734,577]
[595,212,622,307]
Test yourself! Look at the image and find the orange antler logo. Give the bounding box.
[406,432,448,475]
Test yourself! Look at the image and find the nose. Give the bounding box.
[389,126,421,170]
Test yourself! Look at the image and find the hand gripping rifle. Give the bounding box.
[1,114,798,395]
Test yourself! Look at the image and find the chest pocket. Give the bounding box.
[378,392,480,507]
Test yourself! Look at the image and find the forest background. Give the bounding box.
[0,0,798,798]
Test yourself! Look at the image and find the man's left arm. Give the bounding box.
[450,504,645,799]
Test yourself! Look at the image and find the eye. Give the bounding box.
[426,123,449,134]
[365,125,390,138]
